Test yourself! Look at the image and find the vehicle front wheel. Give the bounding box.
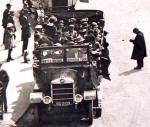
[88,100,93,125]
[95,108,102,118]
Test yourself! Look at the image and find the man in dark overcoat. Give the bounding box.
[130,28,147,69]
[2,4,11,29]
[21,20,31,55]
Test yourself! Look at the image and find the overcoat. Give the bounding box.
[2,9,9,28]
[131,31,147,59]
[4,29,15,49]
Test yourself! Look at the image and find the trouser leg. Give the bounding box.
[3,91,7,112]
[137,58,143,68]
[7,49,12,60]
[22,38,29,55]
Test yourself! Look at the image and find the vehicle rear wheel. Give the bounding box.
[88,100,93,125]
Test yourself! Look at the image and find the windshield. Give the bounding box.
[34,46,89,65]
[41,48,64,64]
[66,47,88,62]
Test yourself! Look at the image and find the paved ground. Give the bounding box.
[0,0,150,127]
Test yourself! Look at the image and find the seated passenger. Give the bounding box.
[34,25,53,47]
[100,31,111,80]
[65,24,78,45]
[44,15,57,41]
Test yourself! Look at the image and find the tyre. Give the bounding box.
[31,104,39,127]
[88,100,93,125]
[95,108,102,118]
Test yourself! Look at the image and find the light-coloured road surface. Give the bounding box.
[0,0,150,127]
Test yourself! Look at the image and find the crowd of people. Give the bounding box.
[32,14,111,80]
[1,2,111,79]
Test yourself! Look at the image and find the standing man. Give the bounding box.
[21,20,31,56]
[130,28,147,69]
[2,4,11,29]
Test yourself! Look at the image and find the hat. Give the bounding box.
[91,22,98,28]
[59,20,64,24]
[35,25,42,29]
[69,24,75,28]
[104,30,108,35]
[6,3,11,7]
[49,16,57,23]
[80,18,88,22]
[69,18,76,23]
[7,23,13,28]
[133,28,139,33]
[79,28,87,33]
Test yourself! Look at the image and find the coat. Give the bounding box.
[21,24,31,41]
[3,28,15,49]
[131,31,147,60]
[2,9,9,28]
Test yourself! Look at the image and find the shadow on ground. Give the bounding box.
[119,69,141,76]
[11,82,34,124]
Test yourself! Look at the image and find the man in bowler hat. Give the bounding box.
[130,28,147,69]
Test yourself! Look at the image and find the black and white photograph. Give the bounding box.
[0,0,150,127]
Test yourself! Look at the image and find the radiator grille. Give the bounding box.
[51,83,74,106]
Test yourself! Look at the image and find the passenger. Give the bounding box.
[44,15,57,42]
[34,25,43,42]
[79,28,87,39]
[3,23,16,62]
[68,18,76,25]
[101,31,111,80]
[34,25,53,47]
[65,24,78,45]
[91,22,101,34]
[79,22,88,38]
[57,20,65,33]
[0,64,9,115]
[36,5,45,24]
[56,21,65,44]
[68,18,78,31]
[84,30,95,44]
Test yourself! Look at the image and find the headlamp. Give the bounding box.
[74,94,83,103]
[43,96,52,104]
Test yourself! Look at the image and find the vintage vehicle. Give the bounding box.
[30,45,103,125]
[25,0,105,126]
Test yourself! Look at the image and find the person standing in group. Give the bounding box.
[3,23,16,62]
[21,20,31,56]
[2,4,11,29]
[0,64,9,115]
[130,28,147,70]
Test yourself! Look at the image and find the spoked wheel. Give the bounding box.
[88,100,93,125]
